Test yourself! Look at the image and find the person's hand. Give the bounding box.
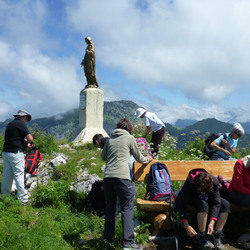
[185,225,197,237]
[221,139,228,146]
[223,149,231,156]
[147,156,153,162]
[207,220,215,235]
[27,143,35,149]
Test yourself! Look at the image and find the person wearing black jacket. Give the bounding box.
[175,169,230,250]
[92,134,108,149]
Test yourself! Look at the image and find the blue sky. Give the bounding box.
[1,0,250,125]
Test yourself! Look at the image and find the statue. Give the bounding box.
[81,36,99,88]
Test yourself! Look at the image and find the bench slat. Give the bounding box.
[133,160,236,182]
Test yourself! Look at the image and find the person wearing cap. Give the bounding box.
[1,110,34,205]
[210,123,245,160]
[135,107,165,156]
[228,156,250,208]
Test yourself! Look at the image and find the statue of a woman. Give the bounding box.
[81,36,99,88]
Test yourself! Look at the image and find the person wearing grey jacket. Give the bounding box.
[101,118,152,250]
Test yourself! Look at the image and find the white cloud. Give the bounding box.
[1,0,250,125]
[67,0,250,103]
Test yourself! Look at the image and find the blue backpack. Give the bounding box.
[145,162,172,201]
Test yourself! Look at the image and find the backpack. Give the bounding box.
[145,162,172,201]
[86,180,106,214]
[204,133,227,158]
[25,148,42,175]
[217,174,231,201]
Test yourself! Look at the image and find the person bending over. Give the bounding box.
[210,123,244,160]
[175,169,230,250]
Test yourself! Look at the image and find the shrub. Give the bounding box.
[31,181,70,208]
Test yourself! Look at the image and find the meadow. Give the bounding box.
[0,125,249,249]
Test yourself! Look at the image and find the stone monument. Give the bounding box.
[69,36,108,144]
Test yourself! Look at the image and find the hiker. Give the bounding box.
[135,107,165,156]
[210,123,244,160]
[101,118,153,250]
[228,156,250,208]
[175,169,230,250]
[1,110,35,206]
[92,134,108,149]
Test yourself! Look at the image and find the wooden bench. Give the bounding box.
[133,159,250,235]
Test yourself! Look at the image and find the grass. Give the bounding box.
[0,131,249,249]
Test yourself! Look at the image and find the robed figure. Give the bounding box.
[81,36,99,88]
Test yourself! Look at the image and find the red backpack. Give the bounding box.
[25,149,42,175]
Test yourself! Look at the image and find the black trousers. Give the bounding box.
[229,191,250,209]
[190,197,231,214]
[151,126,165,155]
[103,178,135,244]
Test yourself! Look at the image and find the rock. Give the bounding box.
[70,174,102,194]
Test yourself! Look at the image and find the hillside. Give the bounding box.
[1,101,250,148]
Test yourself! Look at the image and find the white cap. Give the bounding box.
[135,108,147,118]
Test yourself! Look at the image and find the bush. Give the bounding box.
[31,181,70,208]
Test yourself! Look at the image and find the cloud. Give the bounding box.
[67,0,250,103]
[0,1,83,120]
[1,0,250,125]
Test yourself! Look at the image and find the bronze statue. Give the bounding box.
[81,36,99,88]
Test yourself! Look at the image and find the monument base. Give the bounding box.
[69,127,108,146]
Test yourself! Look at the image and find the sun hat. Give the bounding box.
[231,123,245,137]
[242,155,250,168]
[135,108,147,118]
[13,110,32,121]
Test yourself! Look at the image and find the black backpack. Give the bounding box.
[204,133,227,158]
[86,180,106,213]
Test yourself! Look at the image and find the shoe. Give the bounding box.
[123,242,142,250]
[213,231,225,250]
[197,232,214,250]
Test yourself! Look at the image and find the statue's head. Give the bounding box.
[85,36,92,44]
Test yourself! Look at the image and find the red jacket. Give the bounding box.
[228,158,250,195]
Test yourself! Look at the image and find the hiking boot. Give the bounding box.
[213,231,225,250]
[197,232,214,250]
[123,242,142,250]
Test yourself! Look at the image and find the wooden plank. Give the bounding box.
[133,160,236,182]
[136,198,250,213]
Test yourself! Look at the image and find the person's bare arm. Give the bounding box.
[210,140,231,156]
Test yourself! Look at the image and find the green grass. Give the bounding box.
[0,129,249,249]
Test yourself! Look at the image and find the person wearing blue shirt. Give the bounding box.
[210,123,245,160]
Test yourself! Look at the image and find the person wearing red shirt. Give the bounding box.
[228,156,250,208]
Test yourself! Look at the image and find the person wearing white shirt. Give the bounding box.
[135,108,165,156]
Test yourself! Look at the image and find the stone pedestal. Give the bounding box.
[69,88,108,145]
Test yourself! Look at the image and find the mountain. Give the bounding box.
[1,101,250,149]
[175,119,197,128]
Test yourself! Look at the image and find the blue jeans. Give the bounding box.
[1,151,28,203]
[104,178,135,244]
[212,153,236,161]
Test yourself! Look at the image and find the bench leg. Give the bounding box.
[151,212,173,236]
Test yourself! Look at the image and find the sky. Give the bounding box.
[1,0,250,125]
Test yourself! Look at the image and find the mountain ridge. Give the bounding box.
[0,100,249,148]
